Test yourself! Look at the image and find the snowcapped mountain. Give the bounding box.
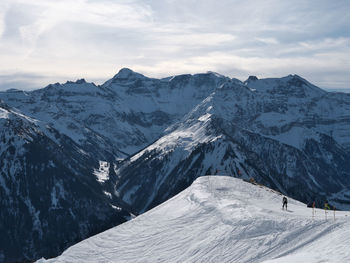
[1,69,350,262]
[0,101,132,263]
[0,68,228,159]
[243,75,350,150]
[38,176,350,263]
[114,75,350,213]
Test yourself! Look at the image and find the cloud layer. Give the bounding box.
[0,0,349,90]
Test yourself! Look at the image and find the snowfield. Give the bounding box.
[39,176,350,263]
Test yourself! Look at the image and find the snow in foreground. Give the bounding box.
[39,176,350,263]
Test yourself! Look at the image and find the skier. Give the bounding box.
[324,200,330,210]
[282,196,288,210]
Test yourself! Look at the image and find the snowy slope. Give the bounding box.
[39,176,350,263]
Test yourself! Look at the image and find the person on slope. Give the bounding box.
[324,200,330,210]
[282,196,288,210]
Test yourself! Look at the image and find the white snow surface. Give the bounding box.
[0,107,9,119]
[93,161,110,183]
[39,176,350,263]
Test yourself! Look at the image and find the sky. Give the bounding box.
[0,0,349,91]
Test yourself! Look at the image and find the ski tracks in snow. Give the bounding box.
[186,176,349,263]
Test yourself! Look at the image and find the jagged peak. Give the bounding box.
[40,78,97,93]
[248,75,258,81]
[242,74,326,96]
[44,82,61,89]
[244,75,258,84]
[168,71,229,84]
[282,74,326,94]
[112,68,147,80]
[205,71,226,78]
[65,79,87,85]
[284,74,308,85]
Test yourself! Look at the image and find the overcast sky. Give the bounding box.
[0,0,349,90]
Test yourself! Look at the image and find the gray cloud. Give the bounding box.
[0,0,349,90]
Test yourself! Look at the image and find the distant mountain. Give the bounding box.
[325,88,350,93]
[1,69,350,262]
[0,69,228,159]
[114,75,350,213]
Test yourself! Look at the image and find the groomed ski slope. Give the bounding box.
[39,176,350,263]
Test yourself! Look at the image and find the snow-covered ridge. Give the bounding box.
[39,176,350,263]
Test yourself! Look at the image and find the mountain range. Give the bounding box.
[0,68,350,262]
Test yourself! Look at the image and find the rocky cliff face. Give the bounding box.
[1,69,350,262]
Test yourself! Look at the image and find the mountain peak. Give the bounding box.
[244,75,258,83]
[206,71,226,78]
[75,78,87,84]
[112,68,146,80]
[285,74,310,87]
[65,79,87,85]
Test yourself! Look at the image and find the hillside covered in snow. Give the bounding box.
[39,176,350,263]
